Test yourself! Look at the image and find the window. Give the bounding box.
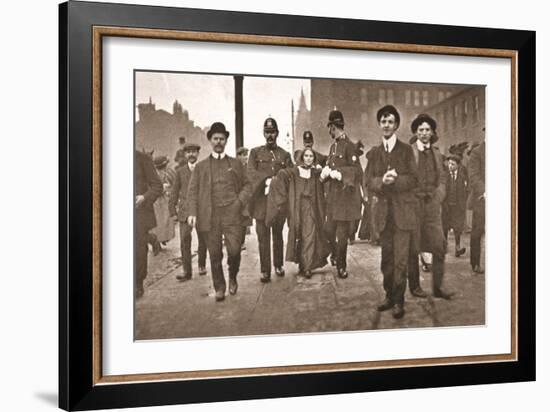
[414,90,420,106]
[443,108,448,132]
[405,90,411,106]
[361,112,368,125]
[453,104,459,128]
[378,89,386,105]
[473,95,480,123]
[462,99,468,127]
[438,91,445,102]
[446,91,452,98]
[360,88,368,105]
[423,90,429,106]
[387,89,394,104]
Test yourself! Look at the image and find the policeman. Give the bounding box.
[293,130,327,167]
[248,117,293,283]
[320,110,363,278]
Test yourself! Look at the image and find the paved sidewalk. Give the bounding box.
[136,227,485,340]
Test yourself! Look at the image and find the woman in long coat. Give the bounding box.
[151,155,176,244]
[266,148,330,278]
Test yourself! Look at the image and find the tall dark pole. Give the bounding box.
[234,75,244,151]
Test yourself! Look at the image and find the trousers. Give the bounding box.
[325,219,350,270]
[255,214,285,274]
[179,222,207,275]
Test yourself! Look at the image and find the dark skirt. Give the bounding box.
[296,196,327,271]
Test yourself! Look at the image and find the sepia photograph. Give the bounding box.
[133,70,486,340]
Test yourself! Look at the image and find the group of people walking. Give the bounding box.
[135,104,485,319]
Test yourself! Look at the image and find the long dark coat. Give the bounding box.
[365,139,419,231]
[265,166,330,268]
[442,165,469,232]
[247,145,293,221]
[135,151,163,231]
[187,155,252,233]
[168,163,194,221]
[324,135,363,222]
[467,141,485,210]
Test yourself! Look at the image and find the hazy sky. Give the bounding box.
[136,72,310,153]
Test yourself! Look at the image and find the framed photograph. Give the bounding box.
[59,1,535,410]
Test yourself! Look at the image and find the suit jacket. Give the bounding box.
[135,151,163,231]
[410,143,447,203]
[187,155,252,232]
[443,165,469,209]
[468,141,485,209]
[324,135,363,221]
[365,139,419,231]
[168,163,194,221]
[247,144,293,220]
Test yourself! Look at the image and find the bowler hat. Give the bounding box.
[207,122,230,139]
[303,130,314,141]
[153,155,169,168]
[263,117,278,131]
[183,142,200,152]
[327,110,345,127]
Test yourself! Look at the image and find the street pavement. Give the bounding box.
[136,225,485,340]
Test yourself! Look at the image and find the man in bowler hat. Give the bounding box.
[169,142,208,281]
[135,150,163,298]
[365,105,419,319]
[320,109,363,279]
[248,117,293,283]
[407,114,454,301]
[187,122,252,301]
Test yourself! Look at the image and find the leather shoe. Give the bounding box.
[215,290,225,302]
[455,247,466,257]
[275,267,285,277]
[472,265,485,274]
[199,267,207,276]
[392,304,405,319]
[304,270,312,279]
[176,273,192,282]
[377,298,393,312]
[229,279,238,295]
[260,272,271,283]
[411,287,428,298]
[337,268,348,279]
[433,289,455,300]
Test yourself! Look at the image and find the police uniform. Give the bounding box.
[248,118,293,281]
[322,110,362,278]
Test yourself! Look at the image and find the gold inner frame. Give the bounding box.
[91,26,518,385]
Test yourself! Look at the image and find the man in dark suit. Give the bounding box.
[468,136,485,274]
[407,114,454,300]
[366,105,418,319]
[169,142,207,281]
[135,150,163,299]
[293,130,327,167]
[248,117,293,283]
[442,154,469,257]
[187,122,252,302]
[320,109,363,278]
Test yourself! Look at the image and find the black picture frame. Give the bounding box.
[59,1,535,410]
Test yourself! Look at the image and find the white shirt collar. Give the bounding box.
[416,139,431,152]
[211,152,226,159]
[188,162,196,171]
[382,134,397,152]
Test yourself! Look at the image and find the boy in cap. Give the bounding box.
[169,142,208,281]
[442,154,469,257]
[248,117,293,283]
